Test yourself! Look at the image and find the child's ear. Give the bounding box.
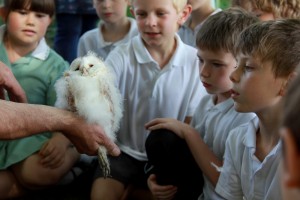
[130,6,135,18]
[281,127,300,188]
[178,4,192,26]
[279,71,298,96]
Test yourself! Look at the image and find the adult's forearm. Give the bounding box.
[0,100,73,139]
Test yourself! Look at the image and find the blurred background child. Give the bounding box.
[231,0,300,20]
[77,0,138,60]
[178,0,221,47]
[280,66,300,200]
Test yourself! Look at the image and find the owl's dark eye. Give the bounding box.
[89,64,94,68]
[74,65,80,71]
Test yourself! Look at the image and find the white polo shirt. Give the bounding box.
[216,117,282,200]
[191,95,256,200]
[77,17,138,59]
[105,34,206,160]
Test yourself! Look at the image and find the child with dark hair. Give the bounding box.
[0,0,79,198]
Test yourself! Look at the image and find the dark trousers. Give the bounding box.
[54,13,99,63]
[145,129,204,200]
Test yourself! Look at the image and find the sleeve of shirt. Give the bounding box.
[46,58,69,106]
[215,130,244,200]
[104,47,124,87]
[77,35,86,57]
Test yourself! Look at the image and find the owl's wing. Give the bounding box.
[98,74,123,134]
[54,74,70,110]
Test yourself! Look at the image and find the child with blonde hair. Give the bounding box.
[145,7,257,200]
[90,0,206,199]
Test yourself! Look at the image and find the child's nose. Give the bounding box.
[26,13,35,25]
[145,15,157,27]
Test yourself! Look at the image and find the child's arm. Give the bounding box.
[145,118,222,186]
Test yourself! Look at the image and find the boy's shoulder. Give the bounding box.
[80,28,99,40]
[227,116,258,147]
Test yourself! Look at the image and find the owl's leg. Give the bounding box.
[98,146,111,178]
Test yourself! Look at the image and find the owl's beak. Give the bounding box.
[82,68,88,76]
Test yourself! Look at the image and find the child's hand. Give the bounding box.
[147,174,177,200]
[145,118,189,139]
[39,133,70,169]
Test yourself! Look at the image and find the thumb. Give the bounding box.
[103,138,120,156]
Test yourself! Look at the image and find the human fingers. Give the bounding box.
[153,185,177,200]
[148,174,177,200]
[0,63,27,103]
[145,118,172,131]
[40,147,64,168]
[98,133,120,156]
[144,118,166,129]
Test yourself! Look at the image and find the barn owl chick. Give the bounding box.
[54,52,123,178]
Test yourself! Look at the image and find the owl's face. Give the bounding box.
[70,54,104,76]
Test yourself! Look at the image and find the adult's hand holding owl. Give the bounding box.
[61,113,121,157]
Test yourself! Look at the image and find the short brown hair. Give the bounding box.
[196,7,258,54]
[235,19,300,78]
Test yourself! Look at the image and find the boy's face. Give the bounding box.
[280,127,300,200]
[6,10,51,47]
[230,55,285,113]
[93,0,128,24]
[131,0,187,48]
[197,48,236,97]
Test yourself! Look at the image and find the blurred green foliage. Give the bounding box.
[215,0,232,9]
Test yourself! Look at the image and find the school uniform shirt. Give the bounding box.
[190,95,256,200]
[178,8,221,47]
[0,25,68,169]
[77,17,138,59]
[215,117,282,200]
[105,34,206,161]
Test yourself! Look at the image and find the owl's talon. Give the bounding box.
[98,146,111,178]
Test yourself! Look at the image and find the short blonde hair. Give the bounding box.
[232,0,300,19]
[130,0,187,13]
